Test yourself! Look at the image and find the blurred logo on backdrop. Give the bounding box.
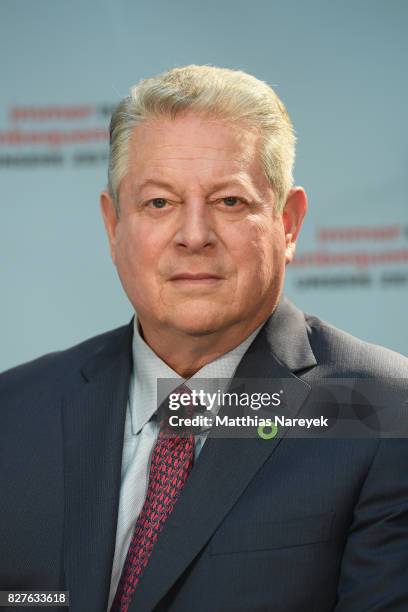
[0,103,115,168]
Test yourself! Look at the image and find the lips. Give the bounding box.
[170,273,223,281]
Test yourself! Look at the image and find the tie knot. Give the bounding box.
[157,383,206,436]
[176,384,194,417]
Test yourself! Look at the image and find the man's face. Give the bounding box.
[101,112,306,339]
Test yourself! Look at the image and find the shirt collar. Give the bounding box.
[129,315,265,435]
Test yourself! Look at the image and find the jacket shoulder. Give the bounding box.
[0,324,131,399]
[304,312,408,378]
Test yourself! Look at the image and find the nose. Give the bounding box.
[174,200,216,252]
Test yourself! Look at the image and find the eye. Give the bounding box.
[220,196,246,208]
[223,197,240,207]
[147,198,168,209]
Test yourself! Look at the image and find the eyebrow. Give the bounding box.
[135,177,256,195]
[136,179,178,193]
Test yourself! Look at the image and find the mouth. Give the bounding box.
[169,273,224,285]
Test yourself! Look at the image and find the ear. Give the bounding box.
[282,187,308,265]
[100,191,119,265]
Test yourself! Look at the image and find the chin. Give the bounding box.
[171,319,223,337]
[166,303,230,336]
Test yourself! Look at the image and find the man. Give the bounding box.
[1,65,408,612]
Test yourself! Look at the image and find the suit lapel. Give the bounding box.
[62,323,133,612]
[129,297,317,612]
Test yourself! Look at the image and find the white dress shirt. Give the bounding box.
[107,316,264,609]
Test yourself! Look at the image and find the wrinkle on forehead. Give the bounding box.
[150,138,256,155]
[146,156,251,165]
[152,143,233,150]
[132,170,261,198]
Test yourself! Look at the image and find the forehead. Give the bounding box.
[125,113,264,184]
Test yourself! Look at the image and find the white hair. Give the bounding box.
[107,64,296,214]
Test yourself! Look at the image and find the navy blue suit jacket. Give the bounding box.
[1,297,408,611]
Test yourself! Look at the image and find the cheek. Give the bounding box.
[114,224,158,295]
[116,221,155,268]
[229,221,285,284]
[114,224,166,314]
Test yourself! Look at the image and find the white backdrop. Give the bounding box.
[1,0,407,372]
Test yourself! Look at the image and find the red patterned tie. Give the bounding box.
[110,384,195,612]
